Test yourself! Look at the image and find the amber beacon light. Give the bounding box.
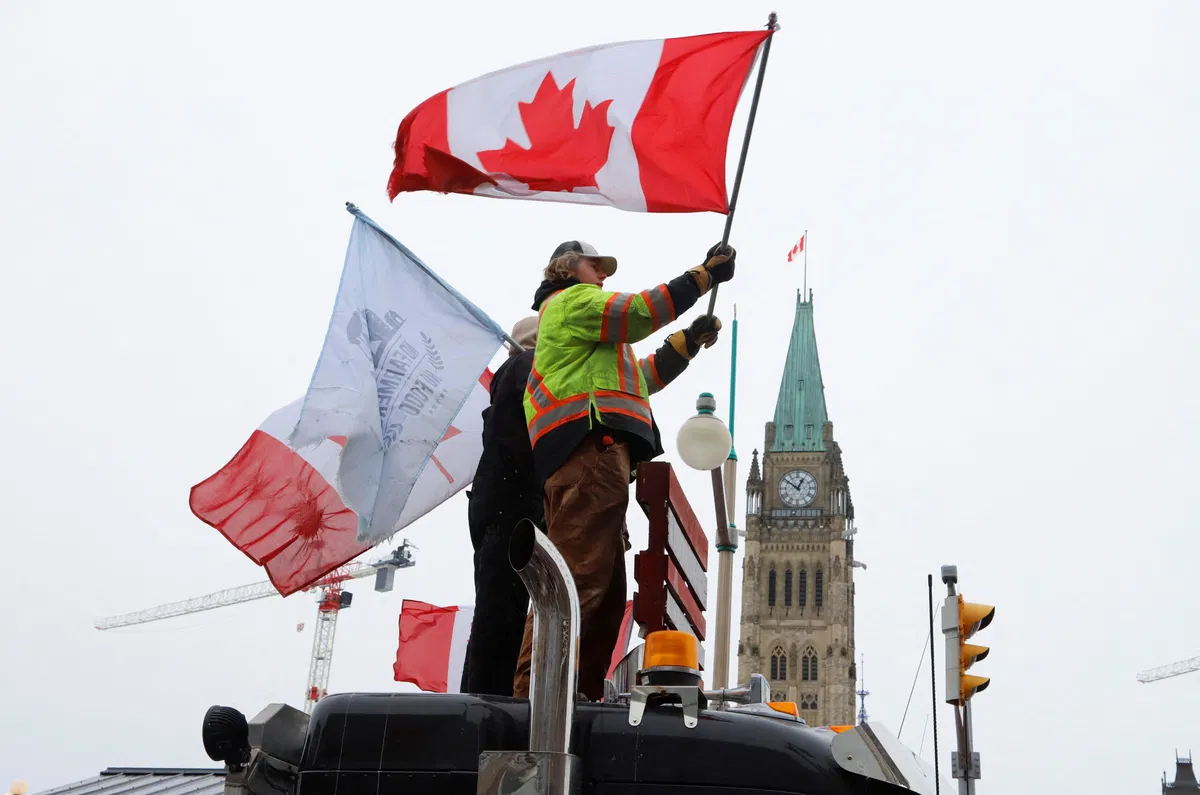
[640,630,702,688]
[643,630,700,671]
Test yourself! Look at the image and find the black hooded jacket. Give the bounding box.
[467,347,542,536]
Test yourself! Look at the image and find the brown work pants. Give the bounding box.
[513,435,630,701]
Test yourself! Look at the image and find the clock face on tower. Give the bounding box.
[779,469,817,508]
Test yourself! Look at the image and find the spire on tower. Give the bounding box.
[770,291,828,452]
[856,654,870,725]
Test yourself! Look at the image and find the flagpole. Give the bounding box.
[712,304,739,689]
[803,228,808,297]
[344,202,525,352]
[706,11,779,318]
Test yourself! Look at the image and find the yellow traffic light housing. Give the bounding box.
[937,565,990,788]
[959,598,994,636]
[942,591,995,705]
[962,643,989,666]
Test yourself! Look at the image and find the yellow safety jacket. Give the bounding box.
[524,270,707,483]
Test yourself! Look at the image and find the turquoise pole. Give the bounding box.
[728,305,738,455]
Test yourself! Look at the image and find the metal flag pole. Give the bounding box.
[712,304,739,689]
[802,228,808,297]
[706,11,779,318]
[344,201,523,352]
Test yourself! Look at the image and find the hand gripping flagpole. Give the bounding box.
[706,11,779,318]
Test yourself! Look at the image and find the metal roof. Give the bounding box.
[1166,756,1200,792]
[770,291,829,453]
[34,769,225,795]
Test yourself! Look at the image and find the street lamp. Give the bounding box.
[676,393,733,471]
[676,391,737,691]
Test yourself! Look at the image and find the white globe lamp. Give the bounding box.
[676,392,733,471]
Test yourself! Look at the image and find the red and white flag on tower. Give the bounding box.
[387,30,772,214]
[787,234,805,262]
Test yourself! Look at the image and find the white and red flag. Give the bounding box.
[395,600,638,694]
[388,30,772,214]
[787,233,805,262]
[393,600,475,693]
[189,372,492,596]
[191,207,506,594]
[289,209,508,546]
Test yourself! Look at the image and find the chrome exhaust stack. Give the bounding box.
[477,520,581,795]
[511,518,580,753]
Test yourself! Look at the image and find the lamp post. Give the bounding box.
[676,393,732,471]
[676,392,736,689]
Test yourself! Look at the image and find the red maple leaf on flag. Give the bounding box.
[477,72,615,193]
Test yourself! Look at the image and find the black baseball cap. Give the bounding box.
[549,240,618,276]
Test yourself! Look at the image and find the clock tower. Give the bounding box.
[737,290,858,727]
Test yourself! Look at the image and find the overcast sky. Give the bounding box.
[3,1,1198,792]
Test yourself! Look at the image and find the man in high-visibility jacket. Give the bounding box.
[513,240,735,700]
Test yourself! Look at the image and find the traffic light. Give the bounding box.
[942,590,994,705]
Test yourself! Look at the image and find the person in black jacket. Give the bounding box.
[459,316,542,696]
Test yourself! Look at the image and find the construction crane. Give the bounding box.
[95,542,416,712]
[1138,655,1200,684]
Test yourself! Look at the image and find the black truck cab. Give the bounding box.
[201,524,942,795]
[203,685,942,795]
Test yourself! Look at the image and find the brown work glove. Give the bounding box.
[687,314,722,349]
[668,315,723,360]
[686,243,737,294]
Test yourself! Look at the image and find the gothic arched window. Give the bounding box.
[767,569,777,607]
[784,569,793,607]
[798,568,808,608]
[770,645,787,681]
[802,647,818,682]
[815,568,824,609]
[800,694,818,711]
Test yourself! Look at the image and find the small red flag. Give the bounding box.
[393,600,474,694]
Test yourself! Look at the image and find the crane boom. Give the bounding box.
[1137,655,1200,683]
[95,579,284,629]
[94,545,415,630]
[95,542,416,713]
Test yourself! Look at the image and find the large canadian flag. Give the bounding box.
[388,30,772,214]
[189,372,492,596]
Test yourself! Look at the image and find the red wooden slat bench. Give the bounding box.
[632,462,709,666]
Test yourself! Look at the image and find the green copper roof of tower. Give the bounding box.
[771,290,828,452]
